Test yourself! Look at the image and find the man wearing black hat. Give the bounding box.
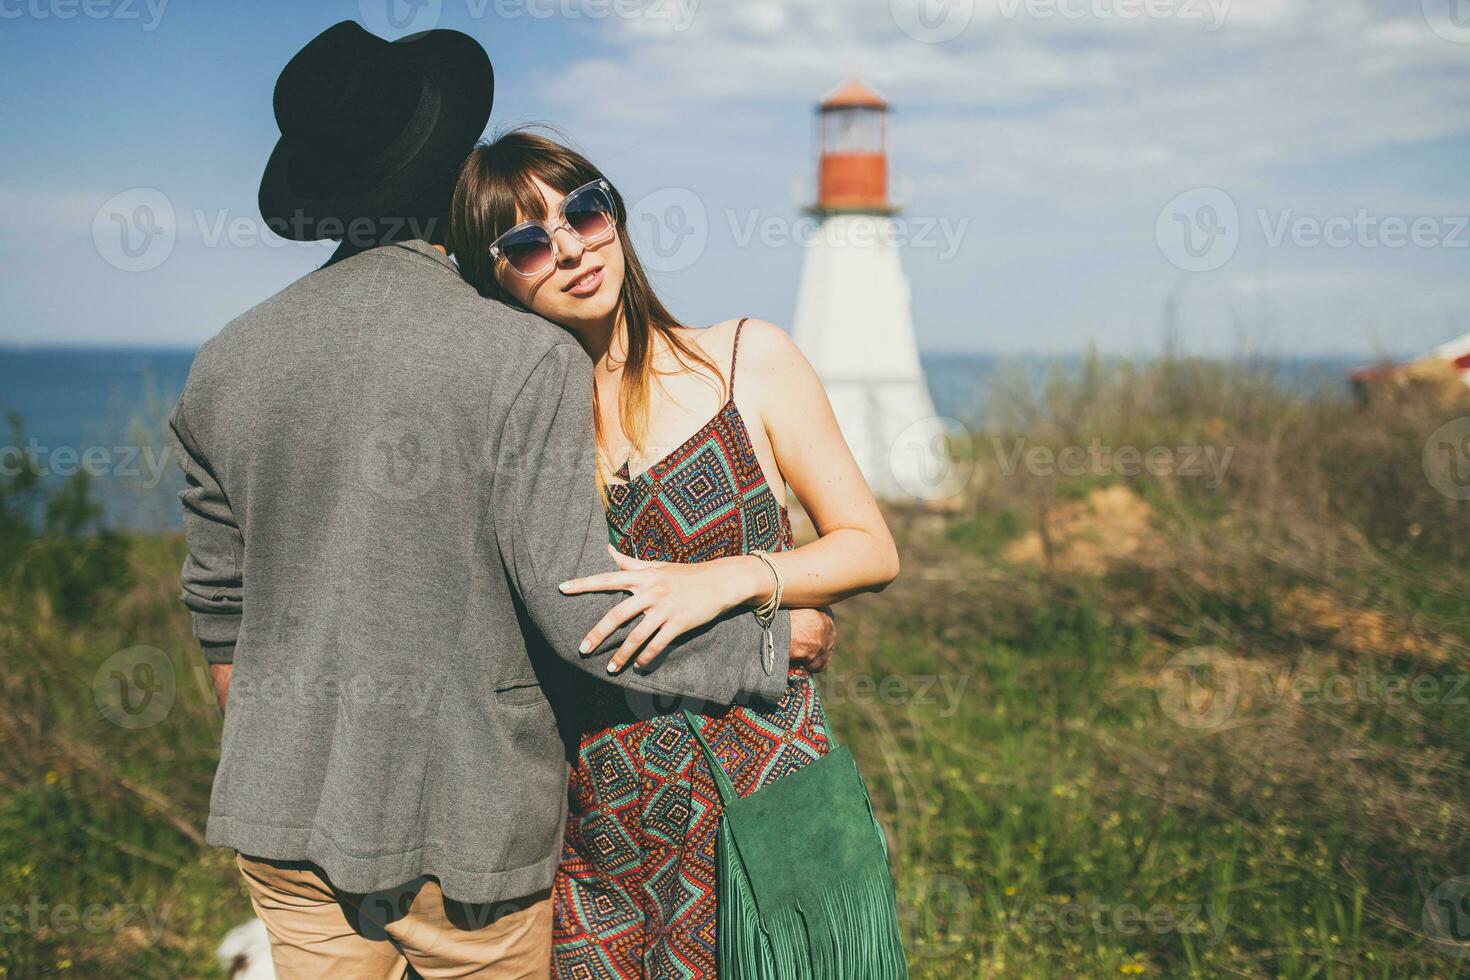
[167,21,834,978]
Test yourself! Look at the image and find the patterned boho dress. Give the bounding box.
[551,319,833,979]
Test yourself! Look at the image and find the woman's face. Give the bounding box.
[494,175,626,331]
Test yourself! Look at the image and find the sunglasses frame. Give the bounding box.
[488,177,619,279]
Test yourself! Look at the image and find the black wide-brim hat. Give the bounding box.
[259,21,493,242]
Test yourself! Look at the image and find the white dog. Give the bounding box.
[217,919,275,979]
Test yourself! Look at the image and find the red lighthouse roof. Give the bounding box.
[820,77,888,111]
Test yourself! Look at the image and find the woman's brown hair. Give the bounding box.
[450,126,722,489]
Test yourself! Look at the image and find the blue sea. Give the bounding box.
[0,345,1365,531]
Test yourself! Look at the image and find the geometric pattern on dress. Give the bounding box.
[552,319,831,980]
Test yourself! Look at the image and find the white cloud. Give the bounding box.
[549,0,1469,190]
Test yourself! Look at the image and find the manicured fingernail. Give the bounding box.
[579,639,591,654]
[559,581,570,592]
[606,661,618,673]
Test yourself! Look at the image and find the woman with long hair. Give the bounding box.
[451,127,900,978]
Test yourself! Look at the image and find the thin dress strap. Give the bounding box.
[728,316,749,401]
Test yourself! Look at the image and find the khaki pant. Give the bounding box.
[236,853,552,979]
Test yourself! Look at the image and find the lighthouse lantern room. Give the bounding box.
[814,79,894,213]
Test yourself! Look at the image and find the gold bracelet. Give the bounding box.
[749,549,783,675]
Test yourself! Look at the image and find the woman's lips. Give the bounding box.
[566,267,603,297]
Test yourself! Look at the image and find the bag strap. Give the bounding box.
[681,710,740,806]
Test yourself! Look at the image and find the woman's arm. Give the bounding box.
[560,319,899,671]
[730,317,901,605]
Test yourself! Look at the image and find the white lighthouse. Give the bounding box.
[791,79,947,502]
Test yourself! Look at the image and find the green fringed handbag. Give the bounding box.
[681,709,909,979]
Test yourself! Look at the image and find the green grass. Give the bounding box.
[3,357,1470,977]
[0,530,241,977]
[829,510,1470,977]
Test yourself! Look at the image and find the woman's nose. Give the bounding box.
[554,227,584,266]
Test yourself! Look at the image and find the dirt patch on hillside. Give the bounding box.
[1276,585,1447,663]
[1002,485,1163,575]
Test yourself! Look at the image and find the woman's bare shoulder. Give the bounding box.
[729,317,800,361]
[671,318,737,354]
[668,318,809,395]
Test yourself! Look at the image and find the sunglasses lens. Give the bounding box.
[499,225,554,276]
[564,186,615,241]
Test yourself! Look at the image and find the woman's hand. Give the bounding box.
[559,544,772,673]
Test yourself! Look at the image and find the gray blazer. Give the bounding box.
[166,239,791,904]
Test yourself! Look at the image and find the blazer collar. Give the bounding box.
[387,239,460,275]
[322,237,461,276]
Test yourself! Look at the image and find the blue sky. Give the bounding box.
[1,0,1468,356]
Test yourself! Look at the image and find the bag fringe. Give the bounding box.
[719,844,908,980]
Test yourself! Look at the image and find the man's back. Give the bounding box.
[172,240,586,901]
